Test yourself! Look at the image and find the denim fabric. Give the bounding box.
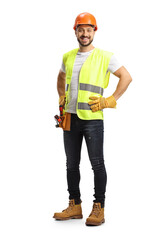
[63,113,107,207]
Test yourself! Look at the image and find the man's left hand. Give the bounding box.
[88,95,117,112]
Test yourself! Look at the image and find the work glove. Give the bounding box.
[59,95,66,106]
[88,95,117,112]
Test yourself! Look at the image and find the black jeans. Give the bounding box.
[63,114,107,207]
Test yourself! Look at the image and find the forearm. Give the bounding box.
[113,75,132,101]
[57,76,65,97]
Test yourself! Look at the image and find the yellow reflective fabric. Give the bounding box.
[63,48,113,120]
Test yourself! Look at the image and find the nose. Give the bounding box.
[82,29,88,35]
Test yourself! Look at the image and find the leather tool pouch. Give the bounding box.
[59,112,71,131]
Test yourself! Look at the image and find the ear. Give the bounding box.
[75,30,78,37]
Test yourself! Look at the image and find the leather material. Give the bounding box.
[88,95,117,112]
[59,112,71,131]
[86,202,105,226]
[53,199,83,220]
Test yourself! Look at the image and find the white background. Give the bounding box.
[0,0,160,239]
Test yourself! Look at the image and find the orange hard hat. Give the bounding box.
[73,12,98,31]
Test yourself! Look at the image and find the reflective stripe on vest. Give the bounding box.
[78,102,102,111]
[80,83,104,95]
[66,84,69,91]
[66,83,104,95]
[78,102,91,110]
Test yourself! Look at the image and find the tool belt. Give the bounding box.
[54,104,71,131]
[59,112,71,131]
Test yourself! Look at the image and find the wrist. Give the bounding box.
[105,95,117,108]
[112,94,119,101]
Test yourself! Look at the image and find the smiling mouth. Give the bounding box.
[80,37,89,42]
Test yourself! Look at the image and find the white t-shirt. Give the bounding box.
[60,49,122,114]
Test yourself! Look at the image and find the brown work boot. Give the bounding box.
[85,202,105,226]
[53,199,83,220]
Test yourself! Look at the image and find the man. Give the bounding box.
[53,12,132,226]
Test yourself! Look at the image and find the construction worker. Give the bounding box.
[53,12,132,226]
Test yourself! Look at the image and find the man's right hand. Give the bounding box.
[59,95,66,106]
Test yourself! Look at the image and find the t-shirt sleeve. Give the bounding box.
[60,60,66,73]
[108,55,122,73]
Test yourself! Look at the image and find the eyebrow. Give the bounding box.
[78,27,93,30]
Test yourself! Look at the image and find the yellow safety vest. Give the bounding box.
[63,47,113,120]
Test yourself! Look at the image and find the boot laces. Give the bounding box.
[90,203,101,217]
[62,199,74,213]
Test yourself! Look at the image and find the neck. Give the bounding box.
[78,44,95,52]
